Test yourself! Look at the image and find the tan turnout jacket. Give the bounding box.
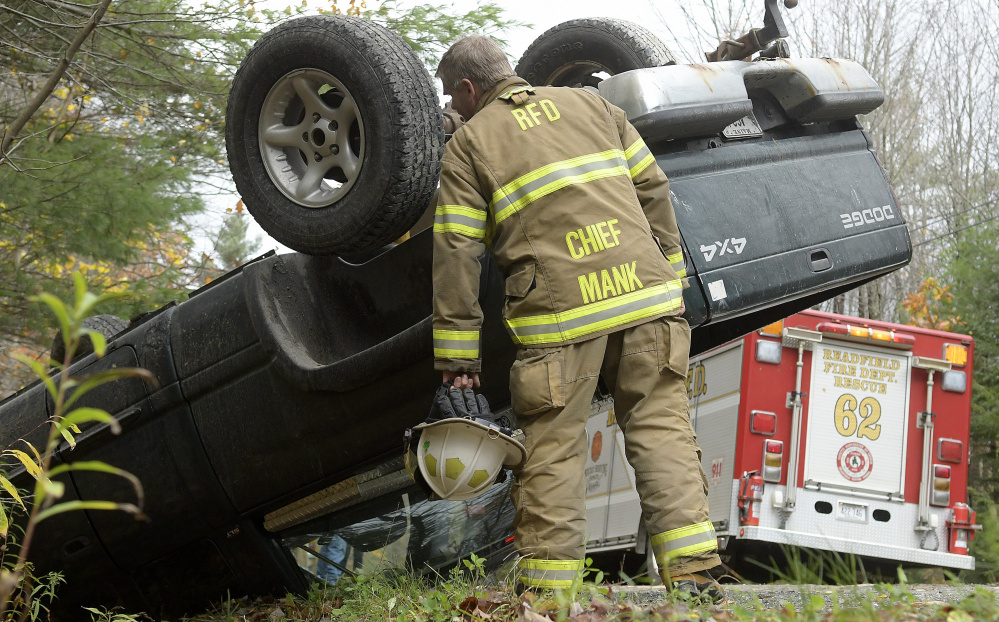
[433,76,688,372]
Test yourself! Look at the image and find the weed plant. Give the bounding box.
[749,545,872,586]
[0,272,153,620]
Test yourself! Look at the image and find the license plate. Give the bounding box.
[836,500,868,523]
[722,114,763,139]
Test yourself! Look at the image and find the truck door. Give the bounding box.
[584,398,641,551]
[802,341,912,503]
[689,342,743,526]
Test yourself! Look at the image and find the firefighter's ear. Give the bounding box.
[461,78,484,109]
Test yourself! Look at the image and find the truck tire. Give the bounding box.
[50,314,130,364]
[226,16,444,256]
[516,18,675,88]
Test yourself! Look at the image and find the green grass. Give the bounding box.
[174,557,999,622]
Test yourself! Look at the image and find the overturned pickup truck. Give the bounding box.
[0,3,911,617]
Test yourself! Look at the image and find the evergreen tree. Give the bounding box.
[947,221,999,499]
[215,210,262,271]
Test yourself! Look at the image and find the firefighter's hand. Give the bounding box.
[442,103,466,135]
[443,371,480,389]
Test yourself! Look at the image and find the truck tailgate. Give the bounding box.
[661,130,910,323]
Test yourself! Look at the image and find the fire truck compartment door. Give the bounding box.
[584,399,641,548]
[689,342,743,526]
[802,341,912,495]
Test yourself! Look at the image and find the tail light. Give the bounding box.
[932,464,951,506]
[762,440,783,483]
[755,339,782,364]
[937,438,963,463]
[943,343,968,367]
[816,322,915,348]
[758,320,783,337]
[818,322,848,336]
[942,370,967,393]
[750,410,777,436]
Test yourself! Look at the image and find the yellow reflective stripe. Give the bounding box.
[667,539,718,561]
[519,576,575,589]
[433,329,480,359]
[625,138,654,178]
[434,205,487,240]
[629,153,655,178]
[505,281,683,345]
[438,205,486,220]
[434,348,478,358]
[651,521,717,564]
[624,138,646,159]
[516,559,584,588]
[653,520,715,543]
[666,251,687,278]
[491,149,629,224]
[518,559,585,570]
[433,329,478,339]
[493,149,624,204]
[433,222,485,238]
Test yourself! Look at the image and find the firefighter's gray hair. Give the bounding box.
[436,36,514,92]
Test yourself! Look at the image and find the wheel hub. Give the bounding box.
[258,68,364,208]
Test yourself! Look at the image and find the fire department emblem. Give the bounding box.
[591,431,603,462]
[836,442,873,482]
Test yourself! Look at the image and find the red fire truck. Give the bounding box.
[584,309,979,574]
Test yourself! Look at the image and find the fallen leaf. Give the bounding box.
[590,597,614,614]
[477,597,506,613]
[520,609,551,622]
[459,596,479,614]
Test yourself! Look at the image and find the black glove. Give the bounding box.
[427,381,492,423]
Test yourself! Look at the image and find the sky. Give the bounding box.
[208,0,762,258]
[442,0,678,59]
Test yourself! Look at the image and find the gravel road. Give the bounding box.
[615,584,999,612]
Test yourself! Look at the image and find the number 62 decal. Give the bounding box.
[834,394,882,441]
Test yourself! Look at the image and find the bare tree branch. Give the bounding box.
[0,0,112,165]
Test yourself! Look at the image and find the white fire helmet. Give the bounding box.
[411,418,526,501]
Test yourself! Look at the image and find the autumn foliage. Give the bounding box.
[900,277,961,332]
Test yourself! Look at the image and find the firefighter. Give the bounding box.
[431,35,722,599]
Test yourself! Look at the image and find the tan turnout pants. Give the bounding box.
[509,316,720,588]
